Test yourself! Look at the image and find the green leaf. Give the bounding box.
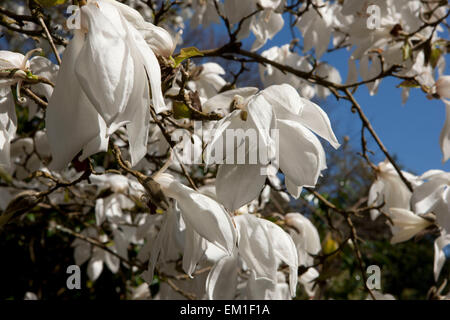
[35,0,67,7]
[430,47,443,68]
[172,47,204,68]
[397,79,420,88]
[172,101,192,119]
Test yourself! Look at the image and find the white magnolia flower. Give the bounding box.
[206,214,298,299]
[187,63,227,100]
[0,50,56,168]
[368,159,421,220]
[411,170,450,233]
[260,45,315,99]
[434,232,450,282]
[296,1,340,59]
[285,213,321,267]
[46,0,170,170]
[190,0,221,29]
[389,208,432,244]
[366,291,396,300]
[146,173,237,280]
[438,99,450,163]
[224,0,284,51]
[72,227,122,282]
[0,94,16,169]
[205,84,340,211]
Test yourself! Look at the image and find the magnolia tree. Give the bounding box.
[0,0,449,300]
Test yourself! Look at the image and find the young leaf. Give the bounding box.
[172,47,204,68]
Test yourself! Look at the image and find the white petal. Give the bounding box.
[234,214,277,280]
[205,252,238,299]
[439,99,450,163]
[260,219,298,297]
[285,212,321,266]
[76,3,134,124]
[299,267,319,297]
[155,173,237,255]
[45,31,107,170]
[434,233,450,282]
[411,179,446,214]
[182,223,207,277]
[296,98,340,149]
[202,88,258,114]
[277,119,326,189]
[389,208,432,244]
[216,164,267,212]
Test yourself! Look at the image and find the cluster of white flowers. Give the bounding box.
[0,0,449,300]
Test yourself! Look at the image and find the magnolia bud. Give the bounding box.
[139,23,176,57]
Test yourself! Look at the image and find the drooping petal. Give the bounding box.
[389,208,432,244]
[439,99,450,163]
[277,119,326,190]
[205,252,238,300]
[0,92,16,168]
[76,2,134,125]
[297,98,340,149]
[250,10,284,51]
[155,173,237,255]
[182,222,207,277]
[216,164,267,212]
[45,31,108,170]
[299,267,319,297]
[203,87,258,114]
[285,213,321,267]
[259,219,299,297]
[368,179,385,220]
[411,179,447,214]
[433,233,450,282]
[261,84,303,117]
[234,214,277,281]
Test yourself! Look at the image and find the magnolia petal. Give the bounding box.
[299,267,319,297]
[182,223,207,277]
[277,119,325,189]
[216,164,267,212]
[205,252,238,300]
[87,250,104,282]
[285,177,302,199]
[260,219,298,297]
[155,173,237,255]
[297,98,340,149]
[411,179,447,214]
[76,2,134,124]
[250,11,284,51]
[0,92,16,168]
[390,208,432,244]
[262,84,303,117]
[203,87,258,114]
[285,213,321,267]
[368,179,385,220]
[234,214,277,281]
[434,233,450,282]
[46,31,107,170]
[439,99,450,163]
[125,16,167,114]
[245,271,282,300]
[247,93,275,153]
